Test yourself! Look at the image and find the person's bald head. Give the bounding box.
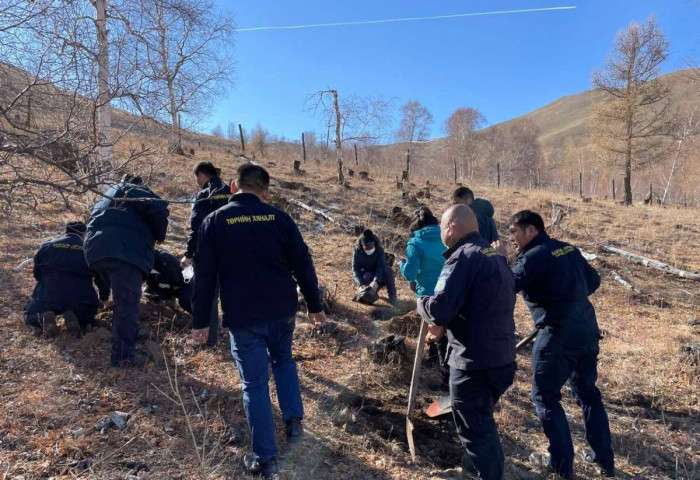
[440,204,479,248]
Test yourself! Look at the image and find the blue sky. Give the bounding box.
[204,0,700,141]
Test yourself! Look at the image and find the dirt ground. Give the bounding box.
[1,147,699,480]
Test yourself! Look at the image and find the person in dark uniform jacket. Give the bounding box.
[24,221,108,337]
[352,229,398,305]
[191,164,327,480]
[418,205,516,480]
[145,249,193,313]
[508,210,614,479]
[452,186,500,244]
[181,162,231,347]
[84,174,169,367]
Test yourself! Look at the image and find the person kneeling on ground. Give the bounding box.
[144,249,193,314]
[24,221,108,338]
[418,205,517,480]
[191,164,327,479]
[352,229,398,306]
[398,207,449,391]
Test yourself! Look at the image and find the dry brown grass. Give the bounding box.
[1,142,699,479]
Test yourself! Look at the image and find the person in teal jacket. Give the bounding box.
[399,207,450,391]
[399,207,445,296]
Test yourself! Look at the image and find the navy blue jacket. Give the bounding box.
[84,182,169,275]
[352,233,387,285]
[185,176,231,259]
[147,250,185,298]
[31,234,107,307]
[192,193,322,329]
[418,232,516,371]
[512,232,601,340]
[471,198,499,243]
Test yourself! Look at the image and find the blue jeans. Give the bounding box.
[451,362,516,480]
[531,328,614,478]
[91,259,143,366]
[229,316,304,463]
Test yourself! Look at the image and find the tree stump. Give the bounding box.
[293,160,301,172]
[190,148,195,155]
[348,169,354,177]
[359,171,369,180]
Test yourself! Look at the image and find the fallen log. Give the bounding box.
[610,270,637,291]
[601,245,700,282]
[290,199,353,234]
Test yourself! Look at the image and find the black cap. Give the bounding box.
[361,229,375,247]
[65,221,87,235]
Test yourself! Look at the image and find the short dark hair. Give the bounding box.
[121,173,143,185]
[509,210,546,233]
[409,206,439,233]
[236,164,269,192]
[193,161,221,178]
[452,186,474,202]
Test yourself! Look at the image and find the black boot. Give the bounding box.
[244,453,279,479]
[63,310,82,338]
[42,311,58,338]
[285,418,304,445]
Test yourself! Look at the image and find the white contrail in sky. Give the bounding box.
[237,6,576,32]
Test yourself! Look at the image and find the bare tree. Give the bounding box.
[0,1,166,214]
[211,124,224,138]
[445,107,486,182]
[250,124,269,157]
[591,16,671,205]
[396,100,432,179]
[117,0,235,153]
[661,105,700,204]
[307,90,393,183]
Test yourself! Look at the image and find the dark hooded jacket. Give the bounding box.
[512,231,601,344]
[84,182,169,275]
[185,176,231,259]
[418,232,516,371]
[351,231,387,285]
[31,233,107,307]
[471,198,499,243]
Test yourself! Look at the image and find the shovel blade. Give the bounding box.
[406,416,417,462]
[426,395,452,418]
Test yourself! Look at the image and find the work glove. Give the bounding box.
[370,280,379,292]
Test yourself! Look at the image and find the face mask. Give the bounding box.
[364,247,376,256]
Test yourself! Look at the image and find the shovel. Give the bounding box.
[406,319,429,462]
[425,328,540,418]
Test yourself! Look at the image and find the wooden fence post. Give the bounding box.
[301,132,306,163]
[238,123,246,155]
[497,162,500,188]
[579,171,583,198]
[612,179,616,200]
[354,143,358,166]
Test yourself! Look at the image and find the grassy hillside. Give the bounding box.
[1,143,699,479]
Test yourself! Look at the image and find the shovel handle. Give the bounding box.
[516,328,538,351]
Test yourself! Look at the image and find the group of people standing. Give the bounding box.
[23,165,614,480]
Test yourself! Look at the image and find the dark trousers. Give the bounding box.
[229,316,303,463]
[531,329,614,478]
[206,283,220,347]
[92,259,143,366]
[360,267,397,298]
[451,362,516,480]
[24,300,97,328]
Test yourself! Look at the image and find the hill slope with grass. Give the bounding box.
[1,144,699,479]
